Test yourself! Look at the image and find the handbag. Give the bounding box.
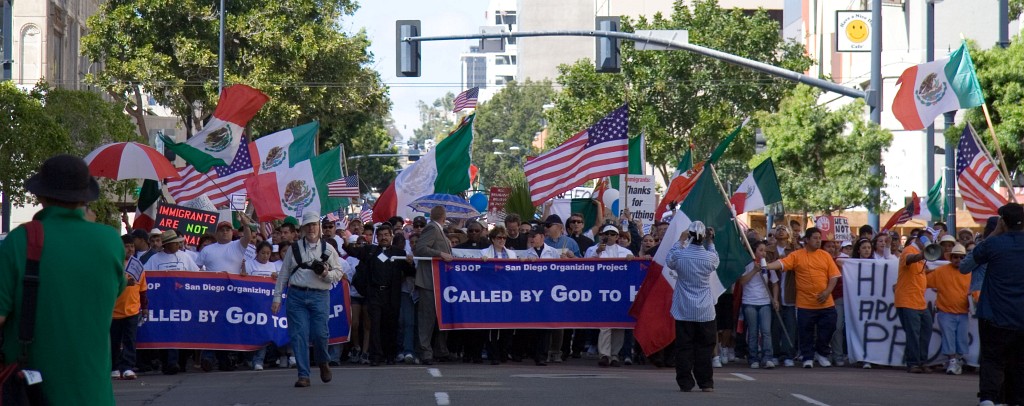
[0,220,49,405]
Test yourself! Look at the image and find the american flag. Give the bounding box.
[956,124,1008,223]
[259,221,275,239]
[453,87,479,112]
[167,136,254,207]
[358,203,374,224]
[525,104,629,205]
[325,212,340,222]
[881,192,921,232]
[327,175,360,198]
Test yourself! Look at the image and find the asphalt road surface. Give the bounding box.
[114,357,978,405]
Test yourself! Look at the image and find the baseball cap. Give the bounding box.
[840,240,852,248]
[216,221,233,230]
[998,203,1023,227]
[600,224,620,234]
[131,229,149,240]
[544,214,562,226]
[528,224,545,236]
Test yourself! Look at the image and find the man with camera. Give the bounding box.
[272,212,346,388]
[669,221,719,392]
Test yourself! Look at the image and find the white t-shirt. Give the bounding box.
[246,260,278,277]
[585,243,633,258]
[741,262,779,306]
[143,251,200,271]
[198,240,246,274]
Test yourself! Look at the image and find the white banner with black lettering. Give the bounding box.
[842,258,979,367]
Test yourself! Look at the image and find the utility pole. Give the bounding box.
[998,0,1010,49]
[218,0,225,94]
[925,0,937,227]
[2,0,13,233]
[867,0,883,231]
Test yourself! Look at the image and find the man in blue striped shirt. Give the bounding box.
[669,221,720,393]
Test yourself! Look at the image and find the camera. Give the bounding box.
[310,260,326,275]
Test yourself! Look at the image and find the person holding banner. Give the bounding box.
[198,214,252,275]
[245,242,277,370]
[669,221,719,393]
[895,233,935,374]
[764,227,840,369]
[347,223,412,366]
[480,226,517,365]
[524,224,560,366]
[413,206,454,365]
[271,212,346,388]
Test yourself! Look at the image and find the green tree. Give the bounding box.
[755,85,892,214]
[0,82,70,208]
[81,0,394,194]
[946,38,1024,183]
[472,80,555,189]
[412,92,456,148]
[546,0,812,188]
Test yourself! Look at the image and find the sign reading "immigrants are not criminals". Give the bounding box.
[432,258,649,329]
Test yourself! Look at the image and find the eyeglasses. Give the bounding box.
[413,224,425,228]
[568,220,583,224]
[468,229,482,233]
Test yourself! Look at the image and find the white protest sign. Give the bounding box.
[180,195,218,213]
[842,258,979,367]
[622,175,656,235]
[230,193,247,212]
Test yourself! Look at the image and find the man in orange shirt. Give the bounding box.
[765,228,841,368]
[896,233,935,373]
[111,234,149,380]
[927,243,974,375]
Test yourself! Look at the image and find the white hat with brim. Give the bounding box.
[301,212,320,226]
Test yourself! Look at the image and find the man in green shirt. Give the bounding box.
[0,155,125,405]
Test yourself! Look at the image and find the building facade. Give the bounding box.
[9,0,101,89]
[460,0,519,103]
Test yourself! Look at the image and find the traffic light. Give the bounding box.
[595,16,620,73]
[396,20,421,77]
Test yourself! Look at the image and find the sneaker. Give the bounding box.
[289,356,297,368]
[624,357,633,366]
[122,370,137,380]
[711,356,723,368]
[405,353,415,364]
[111,370,121,379]
[783,359,795,367]
[610,358,621,367]
[360,352,370,365]
[834,357,846,367]
[348,347,362,363]
[750,362,760,369]
[862,362,872,369]
[945,359,958,375]
[814,353,832,368]
[598,356,610,367]
[979,401,996,406]
[764,360,776,369]
[726,348,736,362]
[802,359,813,368]
[254,364,264,371]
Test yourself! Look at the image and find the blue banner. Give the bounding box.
[137,272,350,350]
[432,258,649,329]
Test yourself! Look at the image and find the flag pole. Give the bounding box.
[979,106,1018,202]
[709,163,796,349]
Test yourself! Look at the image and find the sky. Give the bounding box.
[345,0,488,141]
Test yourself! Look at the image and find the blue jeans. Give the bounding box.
[287,287,331,378]
[110,314,139,372]
[797,307,837,361]
[400,291,418,355]
[252,346,268,366]
[773,305,797,360]
[618,329,634,360]
[742,304,773,364]
[936,312,969,356]
[896,307,933,367]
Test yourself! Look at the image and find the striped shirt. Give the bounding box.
[669,240,720,322]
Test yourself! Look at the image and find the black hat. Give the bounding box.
[544,214,562,226]
[25,154,100,202]
[998,203,1024,227]
[528,224,545,236]
[984,216,1000,237]
[131,229,149,240]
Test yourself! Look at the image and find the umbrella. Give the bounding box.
[84,142,180,181]
[408,193,480,219]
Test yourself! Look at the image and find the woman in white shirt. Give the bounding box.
[481,226,517,260]
[244,242,278,278]
[479,226,516,365]
[738,240,779,369]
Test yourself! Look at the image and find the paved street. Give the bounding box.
[114,357,978,405]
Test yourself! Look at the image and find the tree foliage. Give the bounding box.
[81,0,395,193]
[0,82,70,208]
[755,85,892,214]
[412,92,456,149]
[472,80,556,189]
[546,0,812,187]
[947,38,1024,182]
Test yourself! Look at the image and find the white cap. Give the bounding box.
[840,240,852,248]
[601,224,620,234]
[687,221,706,238]
[301,212,320,226]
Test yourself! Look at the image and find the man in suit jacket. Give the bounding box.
[413,205,454,364]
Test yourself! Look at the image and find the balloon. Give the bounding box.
[602,189,620,212]
[469,193,488,213]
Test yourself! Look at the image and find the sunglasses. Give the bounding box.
[568,220,583,224]
[414,224,425,228]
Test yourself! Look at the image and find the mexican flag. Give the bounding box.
[654,145,698,222]
[132,179,162,231]
[630,126,749,356]
[892,41,984,131]
[550,198,599,231]
[244,147,346,221]
[250,121,318,173]
[164,85,270,173]
[913,176,945,222]
[372,115,474,222]
[729,158,782,214]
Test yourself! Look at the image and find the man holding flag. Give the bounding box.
[669,221,719,393]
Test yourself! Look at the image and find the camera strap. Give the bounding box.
[0,221,43,366]
[292,239,329,272]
